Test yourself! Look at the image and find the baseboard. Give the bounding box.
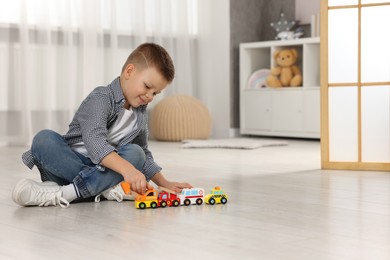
[210,128,240,139]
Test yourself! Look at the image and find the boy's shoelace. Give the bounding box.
[35,189,70,208]
[94,188,123,203]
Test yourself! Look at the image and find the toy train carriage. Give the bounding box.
[130,185,227,209]
[178,188,205,206]
[135,188,180,209]
[205,186,228,205]
[157,191,180,207]
[135,189,158,209]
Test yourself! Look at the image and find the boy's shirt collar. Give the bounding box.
[112,76,125,105]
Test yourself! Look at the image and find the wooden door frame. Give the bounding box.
[320,0,390,171]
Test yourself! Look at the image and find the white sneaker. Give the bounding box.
[12,179,70,208]
[95,183,135,203]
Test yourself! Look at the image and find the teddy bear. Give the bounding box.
[266,48,302,87]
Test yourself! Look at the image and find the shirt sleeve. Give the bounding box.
[75,92,116,165]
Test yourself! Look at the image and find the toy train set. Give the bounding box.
[121,182,228,209]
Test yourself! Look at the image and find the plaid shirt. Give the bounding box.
[22,77,161,181]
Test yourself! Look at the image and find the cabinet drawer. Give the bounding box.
[241,91,271,131]
[272,90,303,132]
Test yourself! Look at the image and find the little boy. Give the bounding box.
[12,42,192,208]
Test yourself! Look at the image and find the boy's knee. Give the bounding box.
[119,144,146,169]
[31,129,60,151]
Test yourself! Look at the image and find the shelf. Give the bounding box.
[240,37,320,49]
[239,37,320,139]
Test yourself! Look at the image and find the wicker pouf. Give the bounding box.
[151,95,212,141]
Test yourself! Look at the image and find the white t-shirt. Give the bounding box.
[71,108,137,157]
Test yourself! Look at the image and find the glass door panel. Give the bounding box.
[328,0,358,6]
[361,5,390,83]
[361,86,390,162]
[328,9,358,84]
[329,87,358,161]
[362,0,390,4]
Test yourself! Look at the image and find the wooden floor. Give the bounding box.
[1,138,390,260]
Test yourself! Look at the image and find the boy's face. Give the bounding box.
[121,64,168,108]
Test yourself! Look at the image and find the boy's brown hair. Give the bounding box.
[121,43,175,83]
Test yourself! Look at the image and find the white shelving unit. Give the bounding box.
[239,37,320,139]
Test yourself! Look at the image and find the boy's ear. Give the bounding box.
[124,64,135,78]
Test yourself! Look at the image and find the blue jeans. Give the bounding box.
[30,129,146,198]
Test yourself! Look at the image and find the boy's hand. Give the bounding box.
[124,169,153,194]
[100,152,153,195]
[151,172,193,193]
[164,181,193,193]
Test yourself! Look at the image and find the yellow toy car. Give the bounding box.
[135,189,159,209]
[205,186,228,205]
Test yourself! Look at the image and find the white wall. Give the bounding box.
[295,0,320,24]
[197,0,232,138]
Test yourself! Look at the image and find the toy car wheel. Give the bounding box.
[209,198,215,205]
[139,202,146,209]
[184,199,191,206]
[160,201,167,208]
[196,198,203,205]
[173,200,179,207]
[151,202,158,208]
[221,197,227,204]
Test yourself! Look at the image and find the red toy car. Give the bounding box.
[157,191,180,207]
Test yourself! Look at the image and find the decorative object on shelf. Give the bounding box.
[270,10,301,40]
[150,95,211,141]
[266,48,302,87]
[310,13,320,37]
[247,69,271,89]
[277,27,304,40]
